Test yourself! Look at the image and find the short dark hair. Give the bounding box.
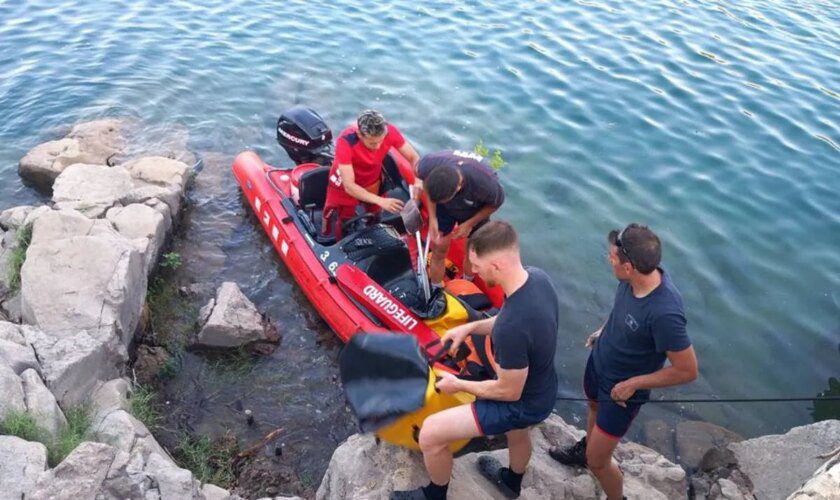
[357,110,387,136]
[608,223,661,274]
[468,220,518,257]
[425,164,460,203]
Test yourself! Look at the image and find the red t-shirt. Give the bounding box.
[325,124,406,206]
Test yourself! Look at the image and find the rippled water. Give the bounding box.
[1,0,838,484]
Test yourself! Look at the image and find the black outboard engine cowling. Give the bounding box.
[276,106,334,166]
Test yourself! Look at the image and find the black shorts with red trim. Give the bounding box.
[436,204,490,237]
[583,354,643,439]
[472,399,552,436]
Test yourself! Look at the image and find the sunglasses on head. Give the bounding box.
[613,226,636,268]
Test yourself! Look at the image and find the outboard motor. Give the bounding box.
[276,106,334,166]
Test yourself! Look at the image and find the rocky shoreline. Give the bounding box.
[0,119,837,499]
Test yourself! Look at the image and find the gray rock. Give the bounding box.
[729,419,840,500]
[123,156,191,188]
[90,377,132,424]
[19,138,86,191]
[787,451,840,499]
[676,420,743,470]
[21,326,123,407]
[0,293,22,324]
[52,163,134,216]
[31,441,117,500]
[0,205,35,230]
[19,118,130,191]
[709,477,756,499]
[194,282,279,349]
[643,418,675,462]
[20,368,67,437]
[316,414,686,500]
[21,232,146,348]
[202,483,233,500]
[0,435,48,499]
[94,409,156,455]
[106,203,167,275]
[0,321,40,375]
[144,452,202,499]
[0,360,26,420]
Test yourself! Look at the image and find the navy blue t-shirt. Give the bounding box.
[592,268,691,394]
[416,150,505,222]
[491,267,559,413]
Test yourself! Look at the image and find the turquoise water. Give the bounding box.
[1,0,838,449]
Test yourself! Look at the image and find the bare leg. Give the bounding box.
[586,427,623,500]
[505,428,532,474]
[418,404,483,485]
[428,232,453,285]
[586,401,597,437]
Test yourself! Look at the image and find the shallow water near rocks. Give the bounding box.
[1,0,838,492]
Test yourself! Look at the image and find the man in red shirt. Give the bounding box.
[322,110,419,239]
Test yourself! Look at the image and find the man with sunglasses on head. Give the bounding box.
[548,223,698,500]
[322,109,420,239]
[415,150,505,285]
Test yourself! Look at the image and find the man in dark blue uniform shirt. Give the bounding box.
[414,150,505,284]
[391,221,558,500]
[549,223,698,500]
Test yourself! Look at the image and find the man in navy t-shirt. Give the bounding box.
[391,221,558,500]
[415,150,505,284]
[549,223,698,500]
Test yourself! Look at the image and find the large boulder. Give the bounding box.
[787,450,840,499]
[21,230,146,348]
[0,360,26,420]
[20,368,67,437]
[193,282,279,349]
[18,118,131,191]
[18,118,129,191]
[728,419,840,500]
[52,164,134,217]
[106,203,168,275]
[0,435,48,499]
[676,420,744,470]
[21,326,124,407]
[31,441,118,500]
[0,321,40,375]
[50,157,192,220]
[316,414,686,500]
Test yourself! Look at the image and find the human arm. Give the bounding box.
[610,346,698,405]
[452,205,499,239]
[436,365,528,401]
[337,163,404,213]
[585,320,607,348]
[397,141,420,169]
[441,316,497,354]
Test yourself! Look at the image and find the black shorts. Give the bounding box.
[471,399,552,436]
[583,354,643,439]
[436,204,489,237]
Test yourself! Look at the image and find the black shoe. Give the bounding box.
[477,455,520,499]
[390,487,429,500]
[548,436,587,467]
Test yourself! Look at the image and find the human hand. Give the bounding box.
[379,197,405,214]
[610,379,637,408]
[452,222,474,239]
[441,323,474,355]
[585,330,601,348]
[411,180,423,200]
[435,371,461,394]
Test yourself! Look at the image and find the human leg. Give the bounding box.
[506,427,532,474]
[428,231,453,285]
[586,427,623,500]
